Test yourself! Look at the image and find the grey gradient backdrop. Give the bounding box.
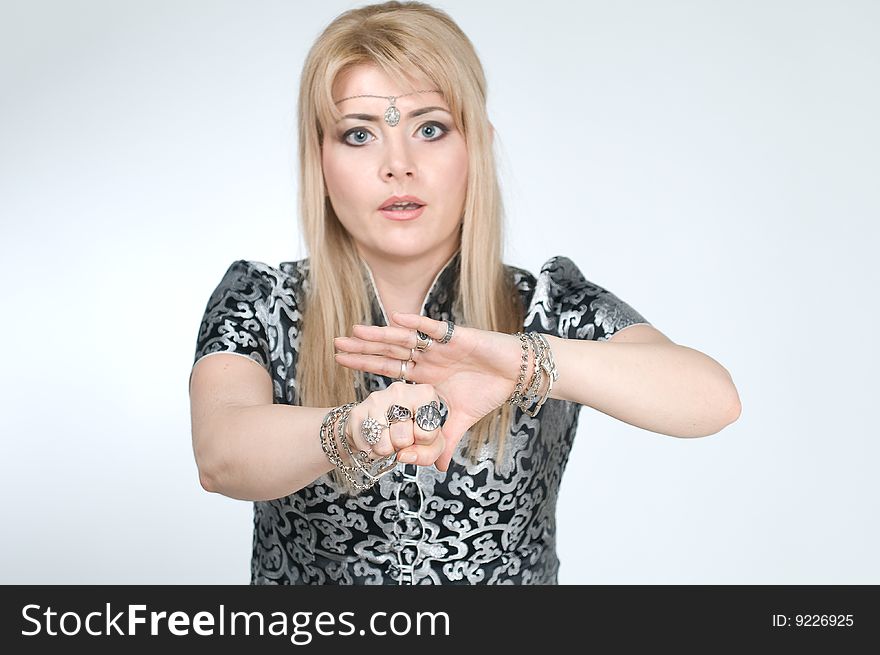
[1,0,877,584]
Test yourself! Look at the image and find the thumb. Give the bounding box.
[434,444,455,473]
[434,416,470,473]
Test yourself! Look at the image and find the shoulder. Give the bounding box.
[504,254,595,305]
[212,258,309,307]
[510,255,650,341]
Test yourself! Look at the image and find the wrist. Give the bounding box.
[505,332,533,405]
[505,332,559,416]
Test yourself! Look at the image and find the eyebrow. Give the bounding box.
[337,106,451,122]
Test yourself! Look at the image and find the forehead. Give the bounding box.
[332,64,437,106]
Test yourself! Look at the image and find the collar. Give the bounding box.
[361,248,461,327]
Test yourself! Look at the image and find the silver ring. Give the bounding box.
[398,359,408,381]
[438,321,454,344]
[386,404,413,424]
[415,400,442,432]
[408,347,416,362]
[415,330,433,351]
[361,415,388,446]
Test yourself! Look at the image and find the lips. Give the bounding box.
[379,195,426,210]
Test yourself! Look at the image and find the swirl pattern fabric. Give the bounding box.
[192,251,649,584]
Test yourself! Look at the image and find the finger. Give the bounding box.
[432,412,471,472]
[389,312,449,342]
[351,323,415,348]
[412,400,442,445]
[388,419,414,451]
[397,431,446,467]
[349,412,393,457]
[334,353,418,382]
[334,336,413,362]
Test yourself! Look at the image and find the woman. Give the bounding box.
[189,1,741,585]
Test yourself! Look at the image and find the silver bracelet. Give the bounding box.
[526,332,559,417]
[319,403,376,491]
[523,332,546,401]
[506,332,532,406]
[508,332,558,417]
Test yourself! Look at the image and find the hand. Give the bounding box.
[334,311,526,471]
[344,382,446,468]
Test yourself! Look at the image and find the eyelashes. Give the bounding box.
[340,121,450,147]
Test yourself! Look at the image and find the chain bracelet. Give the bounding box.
[523,332,546,401]
[506,332,531,405]
[516,340,544,416]
[520,333,559,417]
[506,331,559,417]
[320,402,376,492]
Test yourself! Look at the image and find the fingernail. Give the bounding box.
[398,452,416,463]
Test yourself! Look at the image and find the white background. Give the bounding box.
[1,0,877,584]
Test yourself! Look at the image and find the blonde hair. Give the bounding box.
[296,1,523,492]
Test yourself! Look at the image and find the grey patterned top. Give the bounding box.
[192,249,649,584]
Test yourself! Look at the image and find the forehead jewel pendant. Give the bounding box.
[383,96,401,127]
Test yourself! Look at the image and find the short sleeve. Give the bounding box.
[192,260,273,374]
[526,256,650,341]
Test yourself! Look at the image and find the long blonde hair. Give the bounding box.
[297,1,523,492]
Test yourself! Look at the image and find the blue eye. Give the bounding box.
[420,122,448,140]
[342,128,373,146]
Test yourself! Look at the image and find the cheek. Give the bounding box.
[322,149,374,225]
[322,149,343,196]
[322,146,363,200]
[445,147,469,199]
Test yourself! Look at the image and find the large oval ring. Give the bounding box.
[415,400,442,432]
[386,404,413,424]
[438,321,454,344]
[361,415,388,446]
[415,330,433,351]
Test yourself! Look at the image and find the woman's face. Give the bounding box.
[322,64,468,264]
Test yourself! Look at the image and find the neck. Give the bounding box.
[358,242,460,322]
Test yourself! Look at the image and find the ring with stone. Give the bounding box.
[360,415,388,446]
[438,321,454,344]
[415,330,433,351]
[415,400,442,432]
[386,404,413,424]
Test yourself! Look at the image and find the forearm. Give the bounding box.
[196,404,336,501]
[543,336,741,437]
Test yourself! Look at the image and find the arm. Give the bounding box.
[189,353,336,501]
[544,324,741,438]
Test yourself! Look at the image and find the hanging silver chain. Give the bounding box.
[392,462,427,585]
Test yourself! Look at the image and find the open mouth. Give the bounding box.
[381,202,424,211]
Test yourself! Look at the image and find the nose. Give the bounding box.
[380,136,416,180]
